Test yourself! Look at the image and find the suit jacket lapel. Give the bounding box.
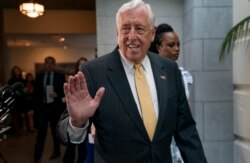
[148,53,169,140]
[107,49,147,137]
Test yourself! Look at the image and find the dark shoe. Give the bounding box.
[49,152,61,160]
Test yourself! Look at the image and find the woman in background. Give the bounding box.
[150,23,193,99]
[7,66,25,134]
[23,73,36,132]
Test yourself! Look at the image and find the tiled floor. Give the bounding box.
[0,129,66,163]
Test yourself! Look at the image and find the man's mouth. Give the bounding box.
[128,45,139,49]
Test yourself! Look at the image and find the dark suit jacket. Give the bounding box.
[34,71,65,112]
[57,47,207,163]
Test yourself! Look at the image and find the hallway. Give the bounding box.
[0,129,65,163]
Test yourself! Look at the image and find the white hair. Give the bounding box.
[116,0,155,28]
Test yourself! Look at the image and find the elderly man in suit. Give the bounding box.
[57,0,207,163]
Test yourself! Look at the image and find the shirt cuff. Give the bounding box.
[67,117,89,144]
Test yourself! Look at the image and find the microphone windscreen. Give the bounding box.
[0,85,11,95]
[11,82,24,92]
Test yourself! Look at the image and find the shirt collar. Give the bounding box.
[118,49,150,72]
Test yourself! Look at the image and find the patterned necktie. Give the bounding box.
[134,64,157,140]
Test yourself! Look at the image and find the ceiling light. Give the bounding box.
[51,35,66,43]
[59,37,65,42]
[19,2,45,18]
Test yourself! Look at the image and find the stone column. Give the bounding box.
[183,0,233,162]
[232,0,250,162]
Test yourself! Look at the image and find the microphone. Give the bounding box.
[0,82,24,120]
[11,82,25,96]
[0,82,24,95]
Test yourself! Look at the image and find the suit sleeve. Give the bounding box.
[57,110,88,145]
[56,110,71,145]
[174,63,207,163]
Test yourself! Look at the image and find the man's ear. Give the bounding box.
[151,26,156,41]
[116,28,119,42]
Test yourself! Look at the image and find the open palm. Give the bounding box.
[64,71,105,127]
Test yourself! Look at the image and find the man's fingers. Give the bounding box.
[68,76,76,94]
[75,74,81,91]
[64,83,70,96]
[78,71,87,90]
[94,87,105,103]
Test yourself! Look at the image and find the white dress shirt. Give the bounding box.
[119,51,159,118]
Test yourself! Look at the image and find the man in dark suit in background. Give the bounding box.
[57,0,207,163]
[34,56,65,163]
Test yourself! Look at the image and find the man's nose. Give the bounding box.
[128,29,137,40]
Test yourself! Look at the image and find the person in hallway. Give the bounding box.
[63,57,89,163]
[33,56,66,163]
[149,23,193,163]
[150,23,193,99]
[23,72,36,132]
[57,0,207,163]
[7,66,25,134]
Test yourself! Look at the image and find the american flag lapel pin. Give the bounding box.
[160,75,166,80]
